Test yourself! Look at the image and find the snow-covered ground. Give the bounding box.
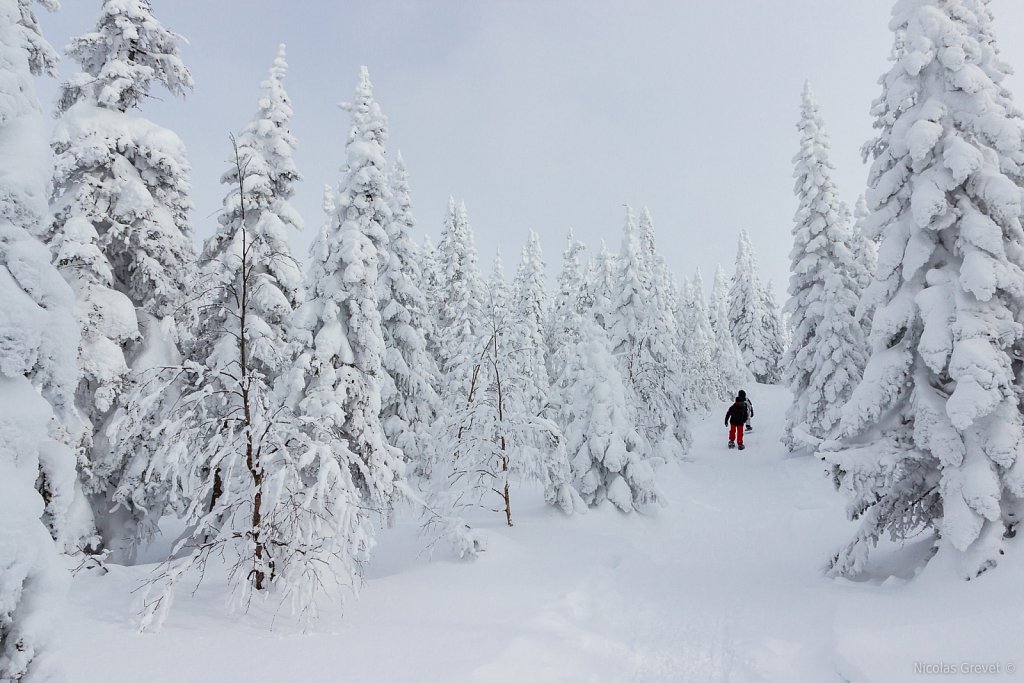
[57,384,1024,682]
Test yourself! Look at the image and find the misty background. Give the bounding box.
[35,1,1024,296]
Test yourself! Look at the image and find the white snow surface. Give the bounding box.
[55,384,1024,682]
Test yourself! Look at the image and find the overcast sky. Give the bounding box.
[35,1,1024,297]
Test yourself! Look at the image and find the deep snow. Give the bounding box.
[57,384,1024,682]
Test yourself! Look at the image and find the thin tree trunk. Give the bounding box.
[233,138,265,590]
[492,329,512,527]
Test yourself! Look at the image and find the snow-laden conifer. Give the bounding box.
[0,2,78,677]
[782,83,867,450]
[587,241,616,330]
[560,314,659,512]
[50,0,194,318]
[547,230,586,349]
[761,282,787,370]
[378,152,440,473]
[850,197,877,295]
[435,198,486,398]
[47,0,195,558]
[822,0,1024,578]
[710,265,750,393]
[636,208,695,423]
[679,269,722,408]
[189,44,303,383]
[510,230,551,416]
[292,66,403,517]
[606,209,689,459]
[487,250,510,320]
[419,234,442,311]
[729,231,783,383]
[547,230,587,400]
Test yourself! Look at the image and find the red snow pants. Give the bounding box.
[729,424,744,446]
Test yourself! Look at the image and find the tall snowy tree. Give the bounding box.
[635,208,696,421]
[419,234,442,310]
[763,282,786,367]
[510,230,551,417]
[547,229,587,396]
[435,198,486,400]
[587,241,616,330]
[822,0,1024,578]
[782,83,867,451]
[559,314,659,512]
[850,196,878,294]
[292,66,404,523]
[730,231,783,383]
[379,151,441,474]
[710,265,751,394]
[189,44,303,387]
[679,269,722,408]
[46,0,195,558]
[0,1,78,678]
[606,209,689,460]
[486,249,510,320]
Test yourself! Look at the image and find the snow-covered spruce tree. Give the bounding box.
[848,196,880,342]
[968,0,1024,139]
[606,209,689,460]
[636,208,700,421]
[729,231,782,383]
[47,0,195,558]
[292,65,404,523]
[761,281,787,369]
[637,207,680,313]
[435,197,487,400]
[821,0,1024,579]
[547,230,586,347]
[782,83,867,451]
[586,241,616,329]
[510,230,552,417]
[0,1,79,677]
[560,313,659,512]
[679,269,722,409]
[487,249,511,320]
[547,229,587,398]
[194,43,303,362]
[711,265,750,393]
[851,196,878,295]
[378,152,440,475]
[419,234,442,311]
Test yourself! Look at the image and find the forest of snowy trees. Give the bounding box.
[3,0,1024,679]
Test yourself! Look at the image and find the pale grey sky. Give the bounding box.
[35,1,1024,297]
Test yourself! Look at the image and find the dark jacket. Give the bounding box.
[737,391,753,419]
[725,401,749,426]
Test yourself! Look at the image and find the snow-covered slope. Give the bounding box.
[56,384,1024,681]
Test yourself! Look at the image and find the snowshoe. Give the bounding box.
[745,424,753,432]
[728,441,735,449]
[738,444,745,451]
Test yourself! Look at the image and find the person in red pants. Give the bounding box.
[724,396,749,450]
